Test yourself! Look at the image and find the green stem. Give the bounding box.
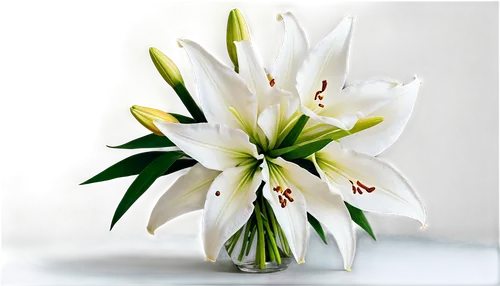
[265,199,279,240]
[260,196,281,264]
[228,226,243,256]
[254,202,266,269]
[266,235,276,262]
[238,217,253,261]
[245,225,257,256]
[277,226,284,252]
[277,225,291,255]
[260,195,270,223]
[172,84,207,122]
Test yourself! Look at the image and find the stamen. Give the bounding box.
[318,103,324,108]
[278,195,284,204]
[356,181,376,193]
[349,180,356,194]
[356,187,363,195]
[270,79,275,87]
[281,199,287,208]
[283,188,294,202]
[215,191,221,196]
[313,80,328,100]
[273,186,282,193]
[318,95,324,100]
[314,91,321,100]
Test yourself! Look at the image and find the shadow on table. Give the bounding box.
[39,250,239,274]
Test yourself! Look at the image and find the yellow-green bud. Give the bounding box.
[130,105,179,136]
[226,8,251,72]
[149,47,184,88]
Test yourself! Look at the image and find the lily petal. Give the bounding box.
[301,106,356,130]
[296,16,353,109]
[268,157,356,270]
[234,41,270,105]
[257,94,300,150]
[340,77,422,156]
[177,39,258,133]
[154,122,261,171]
[257,104,281,150]
[271,12,309,94]
[314,141,426,226]
[261,159,309,264]
[147,163,220,234]
[203,163,262,261]
[302,77,417,130]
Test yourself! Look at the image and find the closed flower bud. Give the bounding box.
[149,47,185,88]
[130,105,179,136]
[226,8,251,72]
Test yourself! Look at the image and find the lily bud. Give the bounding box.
[130,105,179,136]
[226,8,251,72]
[149,47,185,88]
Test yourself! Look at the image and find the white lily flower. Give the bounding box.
[271,12,422,155]
[311,141,426,227]
[262,157,355,269]
[270,12,426,225]
[147,37,356,269]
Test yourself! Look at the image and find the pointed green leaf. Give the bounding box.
[268,139,332,160]
[291,158,320,176]
[345,202,376,240]
[169,113,197,124]
[308,213,327,244]
[110,151,185,230]
[163,159,197,175]
[107,134,174,149]
[278,115,309,148]
[82,151,162,186]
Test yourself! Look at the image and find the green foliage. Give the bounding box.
[345,202,376,240]
[308,213,328,244]
[81,151,166,186]
[268,139,332,160]
[278,115,309,148]
[107,134,174,149]
[110,152,185,230]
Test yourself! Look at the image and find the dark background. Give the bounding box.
[0,1,499,238]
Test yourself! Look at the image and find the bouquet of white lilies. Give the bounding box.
[82,9,426,273]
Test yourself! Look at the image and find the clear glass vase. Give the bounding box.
[224,195,293,273]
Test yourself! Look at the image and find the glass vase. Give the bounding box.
[224,195,293,273]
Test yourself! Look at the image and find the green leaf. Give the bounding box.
[110,151,184,230]
[169,113,197,124]
[345,202,376,240]
[107,134,174,149]
[278,115,309,148]
[308,213,327,244]
[164,159,197,174]
[290,158,319,176]
[82,151,162,186]
[268,139,332,160]
[172,84,207,123]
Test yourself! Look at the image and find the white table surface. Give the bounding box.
[2,233,498,285]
